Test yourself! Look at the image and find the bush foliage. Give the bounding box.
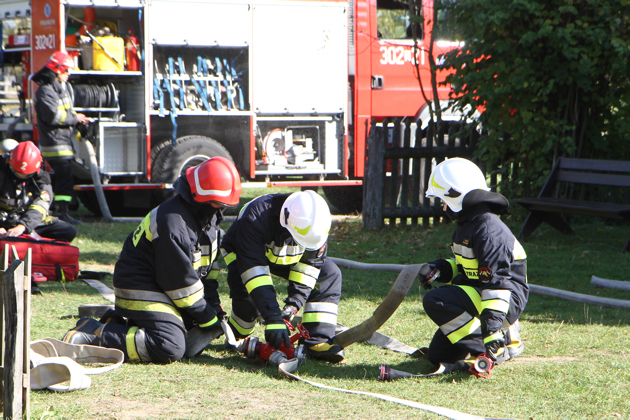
[439,0,630,197]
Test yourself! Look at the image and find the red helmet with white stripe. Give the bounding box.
[9,141,42,177]
[45,51,75,75]
[185,157,241,207]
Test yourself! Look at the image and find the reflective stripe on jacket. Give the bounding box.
[444,196,529,337]
[112,193,222,330]
[220,193,327,319]
[34,81,79,159]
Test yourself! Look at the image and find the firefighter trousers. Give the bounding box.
[422,284,523,365]
[35,216,77,243]
[227,258,342,347]
[46,158,75,202]
[100,317,187,364]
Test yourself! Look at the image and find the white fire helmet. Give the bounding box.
[426,158,489,213]
[0,139,18,155]
[280,190,331,250]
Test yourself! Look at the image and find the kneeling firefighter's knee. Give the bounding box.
[422,290,445,314]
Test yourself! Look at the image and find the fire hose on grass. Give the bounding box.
[328,257,630,310]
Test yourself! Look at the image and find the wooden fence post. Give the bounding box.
[363,119,385,229]
[2,259,25,419]
[0,244,31,420]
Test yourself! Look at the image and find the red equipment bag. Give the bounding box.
[0,235,80,281]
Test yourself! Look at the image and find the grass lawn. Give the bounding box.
[23,209,630,419]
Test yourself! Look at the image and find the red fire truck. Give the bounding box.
[1,0,460,215]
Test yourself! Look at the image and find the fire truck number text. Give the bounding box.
[35,34,56,50]
[380,46,424,66]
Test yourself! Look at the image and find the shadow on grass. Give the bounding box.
[185,346,475,383]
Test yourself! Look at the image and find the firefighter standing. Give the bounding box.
[221,190,344,363]
[32,51,89,225]
[420,158,528,367]
[63,157,242,363]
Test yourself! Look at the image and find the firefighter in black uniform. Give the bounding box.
[421,158,528,367]
[32,50,89,225]
[221,190,344,363]
[0,140,77,243]
[63,157,242,363]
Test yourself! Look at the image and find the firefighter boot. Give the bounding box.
[505,320,524,360]
[63,317,104,346]
[58,201,82,226]
[31,279,42,295]
[306,342,345,364]
[99,308,128,326]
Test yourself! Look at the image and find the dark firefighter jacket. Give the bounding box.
[0,156,53,233]
[220,193,328,320]
[33,68,79,160]
[437,189,528,338]
[112,176,223,331]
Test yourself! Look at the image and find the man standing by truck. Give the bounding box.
[32,51,89,225]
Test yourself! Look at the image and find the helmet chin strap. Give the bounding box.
[283,208,290,225]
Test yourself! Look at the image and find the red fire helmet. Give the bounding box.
[45,51,75,74]
[186,156,242,207]
[9,141,42,176]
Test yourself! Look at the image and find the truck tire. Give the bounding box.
[151,135,233,202]
[322,185,363,215]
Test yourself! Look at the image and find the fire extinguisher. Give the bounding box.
[21,50,30,99]
[125,30,140,71]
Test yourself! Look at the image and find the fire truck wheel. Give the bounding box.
[151,135,234,202]
[322,185,363,215]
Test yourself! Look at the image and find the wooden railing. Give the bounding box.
[362,118,480,229]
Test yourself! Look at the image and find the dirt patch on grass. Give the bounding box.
[76,388,310,419]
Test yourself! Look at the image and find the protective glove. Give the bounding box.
[264,315,291,349]
[281,304,298,322]
[420,264,441,290]
[198,317,223,337]
[484,336,506,362]
[213,305,227,321]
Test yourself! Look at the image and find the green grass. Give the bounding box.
[25,215,630,419]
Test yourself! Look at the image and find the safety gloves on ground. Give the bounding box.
[484,335,506,362]
[264,315,291,349]
[281,304,298,322]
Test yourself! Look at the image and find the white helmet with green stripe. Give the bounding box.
[280,190,331,250]
[426,158,489,213]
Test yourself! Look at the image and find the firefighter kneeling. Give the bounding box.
[221,190,344,363]
[63,157,242,363]
[421,158,528,370]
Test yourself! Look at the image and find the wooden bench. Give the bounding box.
[515,158,630,252]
